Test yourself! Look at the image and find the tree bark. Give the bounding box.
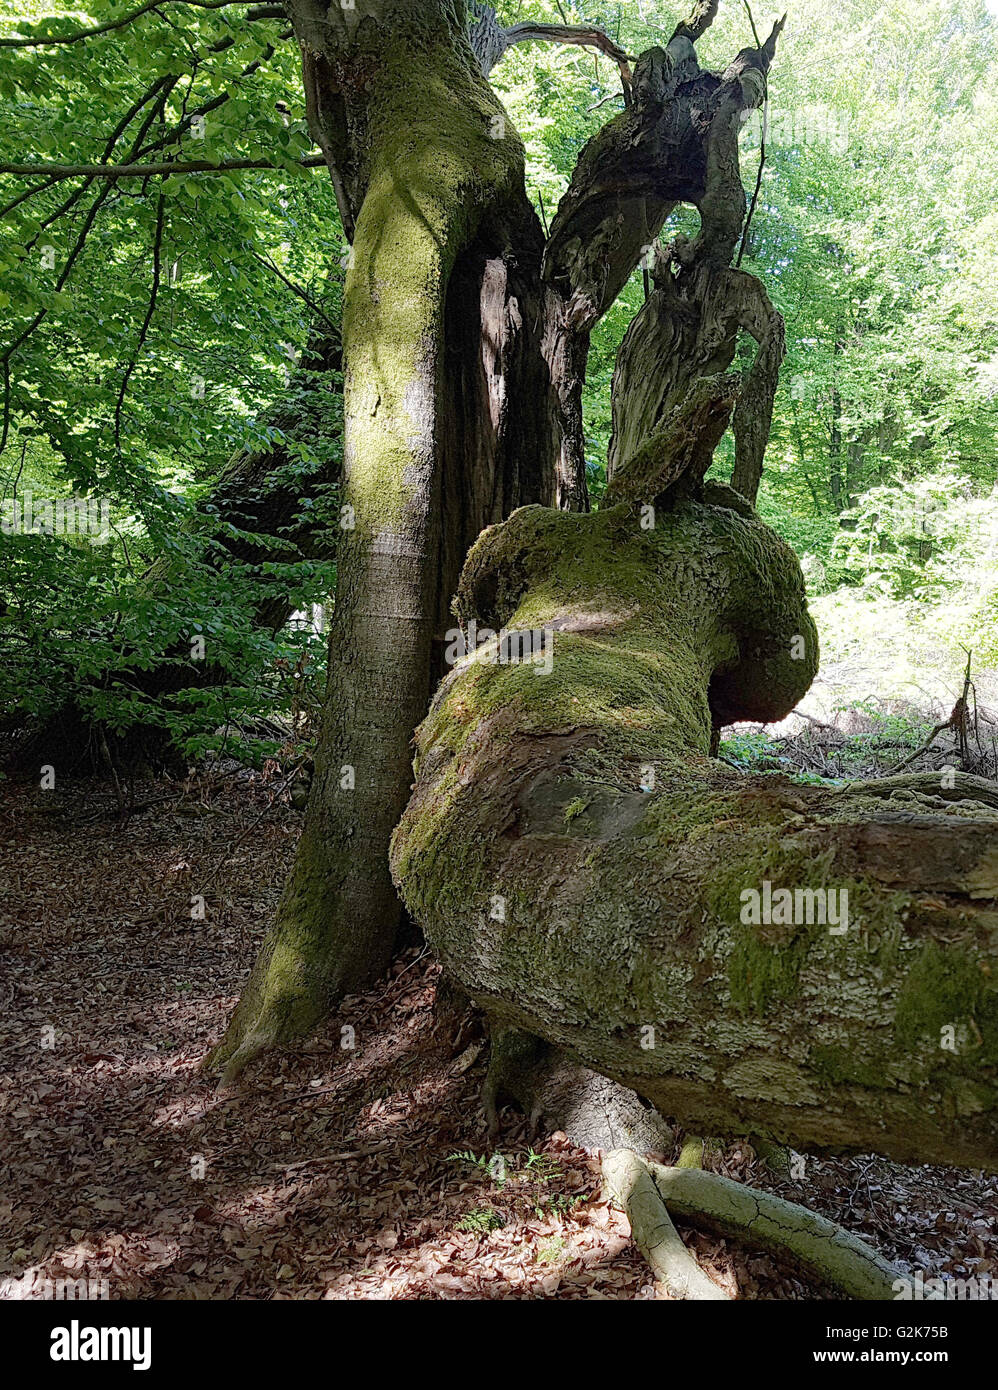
[390,399,998,1170]
[607,1152,904,1300]
[217,2,795,1071]
[212,0,562,1075]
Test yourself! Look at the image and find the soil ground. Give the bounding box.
[1,770,995,1300]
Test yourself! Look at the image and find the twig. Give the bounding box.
[275,1141,391,1172]
[197,759,306,890]
[0,0,282,48]
[736,1,768,268]
[0,156,326,180]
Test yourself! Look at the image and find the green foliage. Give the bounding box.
[0,1,343,758]
[2,0,996,759]
[456,1206,506,1233]
[0,485,335,761]
[495,1,998,591]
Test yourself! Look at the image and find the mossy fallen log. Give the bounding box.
[391,480,998,1170]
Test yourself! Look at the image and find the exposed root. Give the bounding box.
[634,1154,903,1300]
[484,1026,673,1154]
[604,1149,731,1300]
[210,1028,278,1091]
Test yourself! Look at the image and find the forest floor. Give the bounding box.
[1,766,996,1301]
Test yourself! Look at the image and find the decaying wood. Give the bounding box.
[391,373,998,1170]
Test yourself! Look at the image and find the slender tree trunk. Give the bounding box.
[212,0,560,1074]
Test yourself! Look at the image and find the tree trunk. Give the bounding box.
[211,0,561,1075]
[216,2,790,1073]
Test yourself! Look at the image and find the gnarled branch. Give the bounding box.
[468,2,632,86]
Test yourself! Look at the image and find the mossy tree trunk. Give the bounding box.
[390,382,998,1168]
[215,2,799,1074]
[212,0,563,1074]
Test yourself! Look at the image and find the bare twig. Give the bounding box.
[114,191,166,451]
[0,156,325,180]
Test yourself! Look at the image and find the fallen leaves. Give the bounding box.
[2,771,996,1300]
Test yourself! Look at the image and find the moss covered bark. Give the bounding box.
[211,3,556,1077]
[391,488,998,1169]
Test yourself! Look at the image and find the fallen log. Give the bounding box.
[390,389,998,1169]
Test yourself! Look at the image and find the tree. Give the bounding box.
[390,394,998,1169]
[0,4,344,766]
[6,282,343,773]
[210,0,795,1078]
[3,0,995,1186]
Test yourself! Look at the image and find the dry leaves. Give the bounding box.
[1,772,995,1300]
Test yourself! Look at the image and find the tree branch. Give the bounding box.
[671,0,720,44]
[0,1,285,48]
[504,20,632,69]
[468,2,632,86]
[0,156,325,180]
[250,251,339,337]
[113,191,166,452]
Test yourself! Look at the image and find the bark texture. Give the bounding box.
[390,418,998,1167]
[603,1149,731,1299]
[606,1151,904,1301]
[220,2,798,1068]
[213,0,561,1073]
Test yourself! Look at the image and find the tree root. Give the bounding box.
[607,1151,903,1301]
[603,1149,731,1300]
[484,1026,674,1153]
[209,1028,277,1091]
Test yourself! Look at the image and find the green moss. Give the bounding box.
[342,32,527,538]
[809,1044,892,1090]
[728,930,814,1015]
[895,940,998,1063]
[418,495,819,776]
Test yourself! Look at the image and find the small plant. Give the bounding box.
[536,1236,567,1263]
[523,1149,563,1183]
[718,730,790,772]
[534,1193,587,1220]
[456,1207,506,1234]
[446,1150,507,1185]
